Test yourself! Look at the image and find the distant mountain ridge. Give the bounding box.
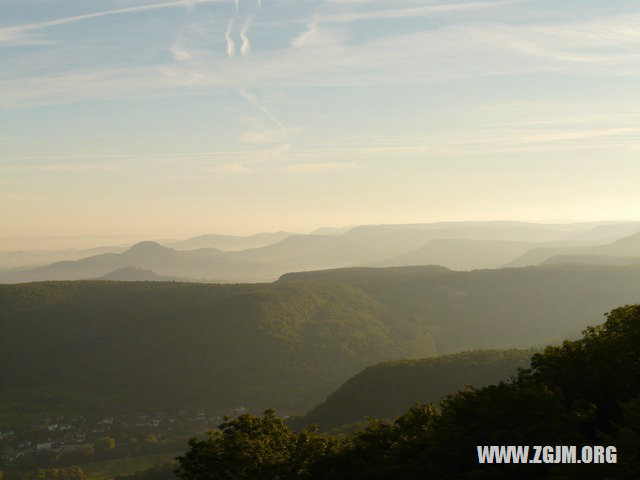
[98,266,188,282]
[3,222,640,283]
[0,245,126,270]
[1,242,215,282]
[542,254,640,266]
[169,231,293,251]
[368,239,547,270]
[506,229,640,267]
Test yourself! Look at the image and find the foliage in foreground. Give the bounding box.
[175,305,640,479]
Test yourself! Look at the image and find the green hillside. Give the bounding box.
[292,349,533,431]
[174,304,640,479]
[2,264,640,421]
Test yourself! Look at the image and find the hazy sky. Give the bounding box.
[1,0,640,246]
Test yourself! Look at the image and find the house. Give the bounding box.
[60,444,89,453]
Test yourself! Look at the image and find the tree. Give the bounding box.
[176,409,338,480]
[80,445,94,458]
[95,437,116,453]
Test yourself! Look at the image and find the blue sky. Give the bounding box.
[1,0,639,246]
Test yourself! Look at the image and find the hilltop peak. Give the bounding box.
[125,241,171,253]
[120,242,180,261]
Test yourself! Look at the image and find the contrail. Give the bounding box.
[239,0,261,57]
[0,0,226,44]
[240,18,250,56]
[225,0,238,57]
[236,87,285,130]
[225,17,235,56]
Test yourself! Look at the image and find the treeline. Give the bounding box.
[174,305,640,479]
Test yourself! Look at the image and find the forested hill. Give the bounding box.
[2,264,640,420]
[291,349,534,432]
[278,264,640,351]
[173,305,640,480]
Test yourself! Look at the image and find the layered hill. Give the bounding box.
[543,254,640,266]
[98,266,188,281]
[4,221,638,283]
[168,231,293,251]
[368,239,544,270]
[291,349,533,431]
[2,264,640,421]
[506,229,640,267]
[0,246,126,270]
[0,242,268,283]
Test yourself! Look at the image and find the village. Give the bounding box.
[0,408,247,469]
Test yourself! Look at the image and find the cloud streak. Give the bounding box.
[226,17,236,57]
[0,0,226,46]
[314,0,518,24]
[236,87,285,129]
[213,163,255,174]
[280,162,357,173]
[240,0,263,56]
[240,18,251,56]
[2,6,640,108]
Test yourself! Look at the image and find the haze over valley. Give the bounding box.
[2,221,640,283]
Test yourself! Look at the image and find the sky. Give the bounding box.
[1,0,640,248]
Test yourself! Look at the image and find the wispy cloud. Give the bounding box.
[239,0,262,57]
[238,128,291,144]
[0,163,123,173]
[0,0,226,46]
[170,44,194,61]
[225,0,238,57]
[314,0,518,24]
[2,5,640,109]
[240,18,251,56]
[213,163,255,174]
[236,87,285,129]
[280,162,357,173]
[226,18,236,57]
